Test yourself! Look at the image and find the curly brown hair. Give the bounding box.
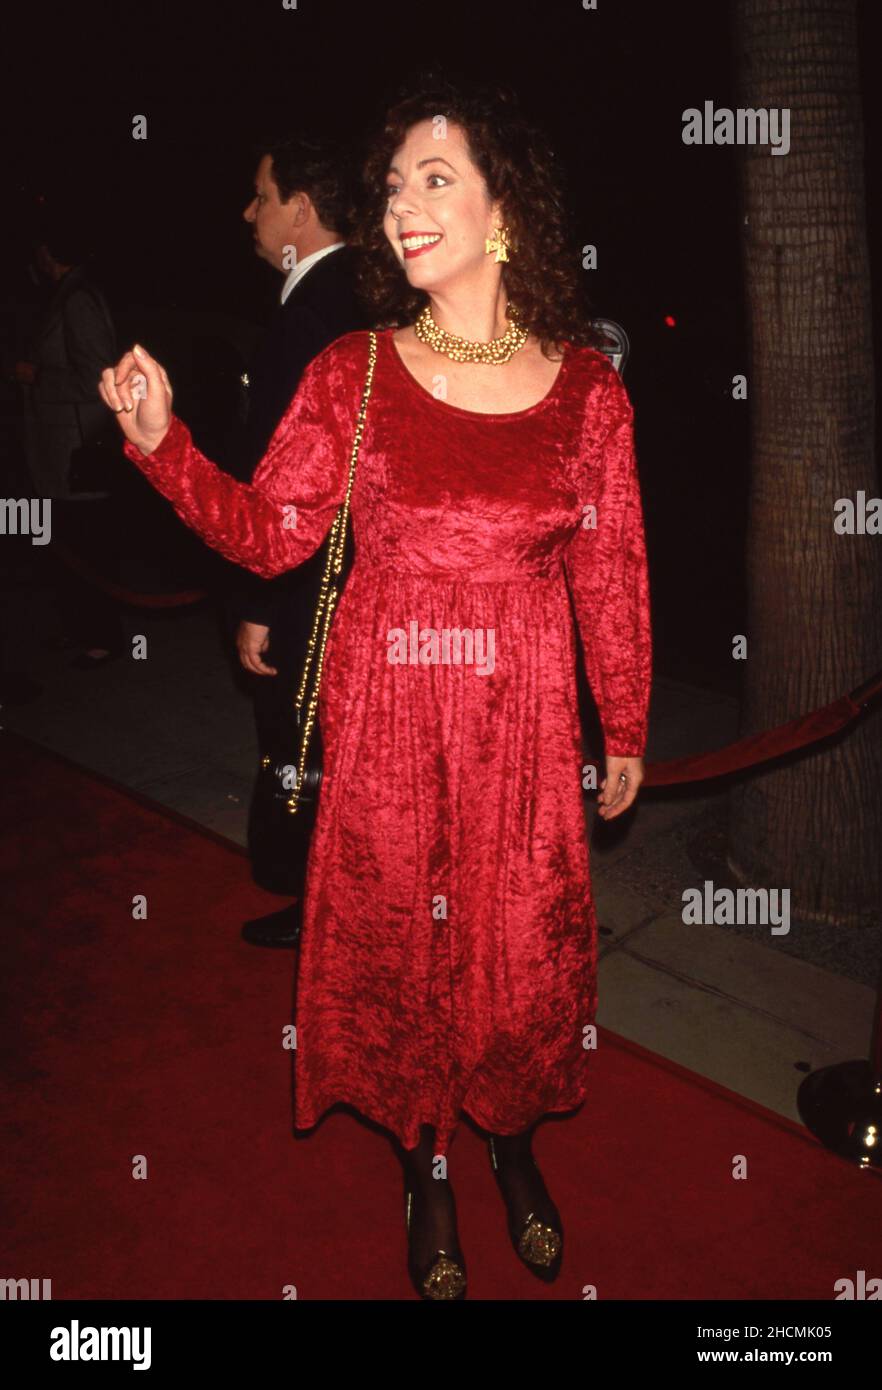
[351,74,606,359]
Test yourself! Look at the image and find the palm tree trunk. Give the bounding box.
[728,0,881,925]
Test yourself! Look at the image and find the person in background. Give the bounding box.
[234,134,369,947]
[17,219,123,667]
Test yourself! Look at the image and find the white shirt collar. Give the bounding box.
[280,242,346,304]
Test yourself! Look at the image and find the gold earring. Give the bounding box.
[485,226,512,263]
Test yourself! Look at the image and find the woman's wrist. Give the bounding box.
[136,429,170,457]
[127,418,173,457]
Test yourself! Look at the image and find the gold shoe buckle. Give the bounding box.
[518,1213,562,1267]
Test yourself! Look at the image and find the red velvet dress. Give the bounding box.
[124,326,652,1155]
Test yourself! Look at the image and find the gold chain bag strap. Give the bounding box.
[284,329,378,814]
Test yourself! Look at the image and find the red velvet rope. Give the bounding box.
[51,541,208,609]
[642,690,870,787]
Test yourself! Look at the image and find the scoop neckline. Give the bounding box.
[383,326,572,420]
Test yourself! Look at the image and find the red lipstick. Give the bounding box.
[400,231,443,260]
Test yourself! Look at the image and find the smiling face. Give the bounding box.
[383,119,505,295]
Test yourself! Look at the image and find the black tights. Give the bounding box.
[489,1124,560,1234]
[399,1121,557,1267]
[399,1125,462,1270]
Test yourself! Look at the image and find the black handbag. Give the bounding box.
[248,331,378,894]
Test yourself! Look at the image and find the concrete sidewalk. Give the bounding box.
[4,561,877,1129]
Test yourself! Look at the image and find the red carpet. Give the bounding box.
[2,730,880,1300]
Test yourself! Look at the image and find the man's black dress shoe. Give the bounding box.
[241,902,302,948]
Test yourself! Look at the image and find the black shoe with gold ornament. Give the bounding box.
[488,1133,563,1282]
[403,1180,467,1300]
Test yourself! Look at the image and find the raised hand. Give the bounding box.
[99,343,173,455]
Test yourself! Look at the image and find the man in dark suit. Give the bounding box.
[234,134,369,947]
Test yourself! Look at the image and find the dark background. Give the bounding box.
[1,0,879,692]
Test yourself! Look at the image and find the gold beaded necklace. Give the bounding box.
[413,301,529,364]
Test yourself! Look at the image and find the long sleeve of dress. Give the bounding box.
[121,343,352,580]
[563,362,652,757]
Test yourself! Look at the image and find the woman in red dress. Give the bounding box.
[100,80,652,1300]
